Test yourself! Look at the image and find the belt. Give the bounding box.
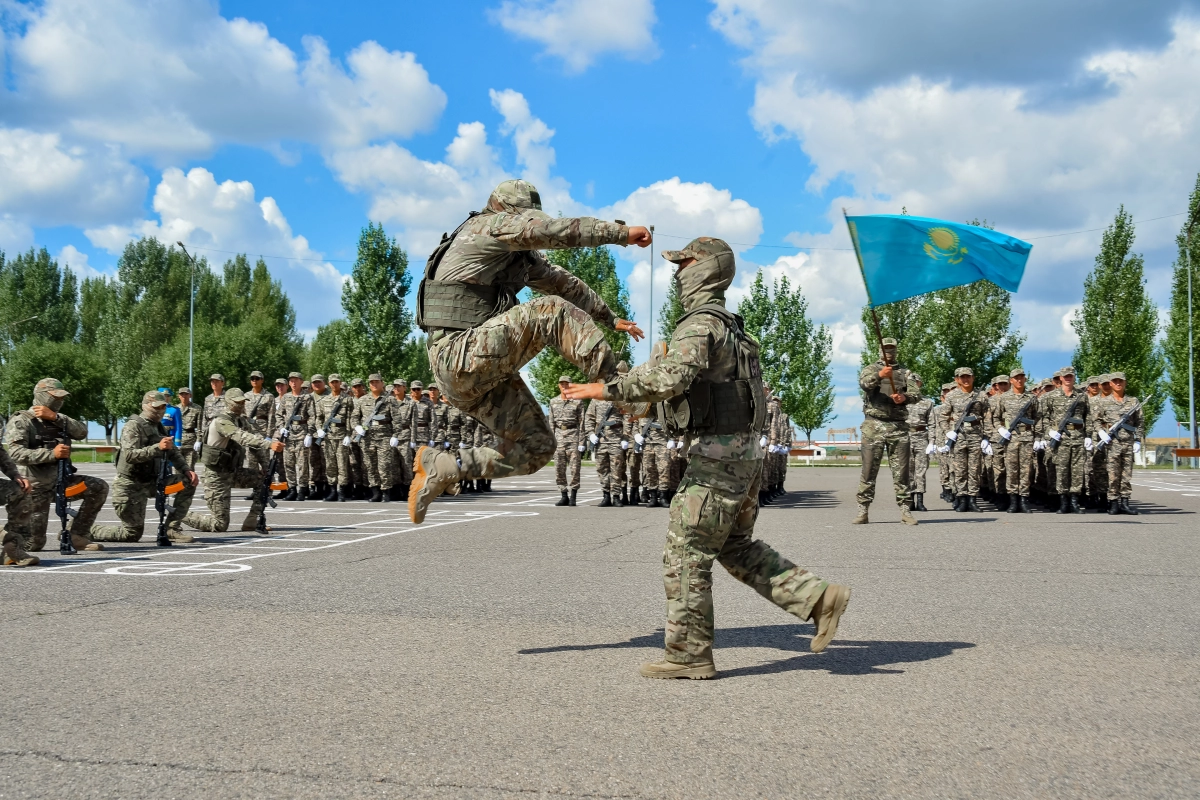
[910,426,928,432]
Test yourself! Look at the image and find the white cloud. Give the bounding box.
[0,216,35,255]
[491,0,658,73]
[1013,300,1081,352]
[55,244,104,280]
[602,178,764,258]
[86,167,345,333]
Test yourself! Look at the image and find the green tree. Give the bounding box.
[0,247,80,348]
[528,246,632,404]
[0,339,108,428]
[1164,174,1200,435]
[1072,206,1166,429]
[790,324,836,443]
[656,271,684,342]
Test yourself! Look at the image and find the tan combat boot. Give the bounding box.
[3,539,40,567]
[851,504,869,524]
[900,507,918,526]
[639,660,717,680]
[167,527,195,543]
[408,446,463,524]
[809,583,851,653]
[71,533,104,551]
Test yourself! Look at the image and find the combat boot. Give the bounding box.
[994,494,1009,512]
[1120,498,1139,515]
[613,489,624,507]
[953,495,965,512]
[621,488,629,506]
[70,533,104,551]
[1056,494,1069,514]
[1021,495,1034,513]
[381,486,393,502]
[598,492,612,507]
[484,480,493,492]
[283,488,298,502]
[2,539,39,567]
[851,504,869,524]
[809,583,851,653]
[1108,499,1119,515]
[648,490,662,508]
[274,487,289,500]
[298,487,309,502]
[1007,493,1020,513]
[966,496,982,513]
[900,507,918,526]
[368,487,382,503]
[408,446,466,524]
[555,490,570,507]
[913,492,928,512]
[638,659,716,680]
[324,484,338,502]
[338,485,350,502]
[166,527,194,543]
[569,489,577,506]
[1069,493,1084,514]
[629,488,641,506]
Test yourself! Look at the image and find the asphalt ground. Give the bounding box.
[2,464,1198,799]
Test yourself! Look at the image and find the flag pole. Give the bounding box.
[844,209,897,394]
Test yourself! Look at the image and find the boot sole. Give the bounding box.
[639,663,717,680]
[810,585,851,653]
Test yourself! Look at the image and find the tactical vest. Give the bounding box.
[117,415,168,483]
[416,212,520,333]
[17,412,62,451]
[659,304,766,436]
[200,414,246,473]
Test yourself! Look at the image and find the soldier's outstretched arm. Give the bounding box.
[567,321,711,404]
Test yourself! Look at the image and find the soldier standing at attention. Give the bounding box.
[986,375,1012,511]
[995,367,1037,513]
[347,378,368,498]
[391,379,415,493]
[313,374,351,502]
[585,384,630,507]
[410,380,434,450]
[942,367,989,513]
[549,376,585,507]
[278,372,315,501]
[306,375,329,500]
[564,236,849,680]
[90,391,200,544]
[855,337,919,525]
[351,374,401,502]
[1096,372,1142,515]
[636,403,671,508]
[4,378,110,557]
[409,179,648,523]
[1044,366,1090,514]
[178,387,203,470]
[759,386,778,506]
[268,378,289,492]
[203,373,227,440]
[625,405,644,505]
[428,385,449,451]
[244,371,274,470]
[459,411,479,493]
[905,373,933,512]
[0,437,34,567]
[934,382,955,503]
[1085,375,1109,509]
[181,388,285,533]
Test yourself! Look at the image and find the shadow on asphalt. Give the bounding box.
[520,624,975,678]
[761,490,839,509]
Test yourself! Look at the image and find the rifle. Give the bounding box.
[321,395,345,438]
[256,430,290,534]
[1097,393,1152,451]
[1005,394,1038,435]
[1049,394,1087,452]
[155,453,187,548]
[54,434,84,555]
[353,396,387,443]
[946,392,985,452]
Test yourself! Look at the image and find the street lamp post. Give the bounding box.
[1186,214,1197,464]
[649,224,655,360]
[177,242,196,393]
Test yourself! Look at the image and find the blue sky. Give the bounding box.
[2,0,1198,435]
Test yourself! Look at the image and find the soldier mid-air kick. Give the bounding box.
[409,179,650,523]
[565,237,850,680]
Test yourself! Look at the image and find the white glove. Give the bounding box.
[946,430,958,442]
[278,427,287,438]
[666,440,676,449]
[342,436,351,447]
[589,433,599,445]
[981,440,993,456]
[1033,439,1043,451]
[925,442,936,455]
[1083,438,1093,451]
[634,434,645,445]
[998,426,1011,441]
[354,425,366,437]
[577,445,585,452]
[1049,430,1062,442]
[460,442,468,449]
[1098,429,1112,444]
[937,445,950,454]
[1133,441,1141,454]
[193,440,202,452]
[303,434,312,448]
[620,441,629,450]
[444,441,451,449]
[759,436,768,447]
[316,428,326,440]
[428,440,434,447]
[389,437,399,448]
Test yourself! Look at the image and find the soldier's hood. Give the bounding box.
[676,251,736,312]
[33,390,65,412]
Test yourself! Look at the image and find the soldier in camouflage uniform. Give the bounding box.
[933,383,955,503]
[267,378,289,490]
[940,367,990,513]
[178,387,203,470]
[905,374,934,511]
[202,373,227,441]
[634,403,671,507]
[4,378,109,557]
[1095,371,1142,515]
[314,374,353,502]
[855,337,918,525]
[1043,366,1090,514]
[351,374,401,502]
[0,439,35,566]
[428,385,449,450]
[625,406,644,505]
[305,375,329,499]
[758,388,778,505]
[182,388,285,533]
[472,413,495,492]
[459,411,480,493]
[549,376,585,506]
[391,379,415,492]
[985,375,1011,510]
[277,372,315,501]
[586,390,631,507]
[90,391,200,544]
[244,371,274,470]
[564,236,849,679]
[409,179,649,523]
[1084,375,1109,509]
[995,367,1038,513]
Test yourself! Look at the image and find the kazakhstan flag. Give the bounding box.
[845,214,1032,306]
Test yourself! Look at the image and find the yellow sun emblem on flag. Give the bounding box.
[923,227,968,264]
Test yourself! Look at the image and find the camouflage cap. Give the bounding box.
[910,372,922,383]
[1009,367,1026,378]
[368,373,383,382]
[210,373,225,382]
[178,386,192,395]
[328,373,342,382]
[300,381,310,389]
[1060,365,1076,377]
[428,383,438,390]
[1052,369,1063,378]
[310,374,326,383]
[881,337,898,348]
[941,382,955,391]
[225,387,246,403]
[486,179,550,220]
[410,380,423,390]
[34,377,70,398]
[275,378,287,386]
[661,236,733,264]
[393,378,407,386]
[1098,373,1112,383]
[1085,375,1099,385]
[1109,370,1127,381]
[350,378,364,387]
[249,370,264,379]
[141,390,169,408]
[558,375,572,383]
[954,367,974,377]
[288,371,302,379]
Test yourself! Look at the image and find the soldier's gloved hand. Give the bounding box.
[342,436,351,447]
[1098,429,1112,444]
[634,434,645,445]
[316,429,326,440]
[981,439,993,456]
[1134,441,1141,454]
[759,436,768,447]
[410,441,418,450]
[278,428,287,438]
[577,445,585,452]
[925,442,936,455]
[620,441,629,450]
[428,440,434,447]
[390,436,400,448]
[459,442,468,449]
[193,440,202,452]
[354,425,366,437]
[946,430,958,442]
[1083,438,1093,451]
[301,434,311,447]
[937,445,950,454]
[666,439,675,449]
[998,426,1011,440]
[444,441,452,449]
[1033,439,1043,451]
[1049,430,1062,442]
[589,433,599,445]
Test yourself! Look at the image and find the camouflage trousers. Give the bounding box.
[183,465,264,532]
[668,451,686,492]
[909,433,929,493]
[5,475,112,550]
[307,440,326,486]
[362,432,397,488]
[0,478,30,548]
[323,434,352,487]
[857,418,911,507]
[91,476,198,542]
[283,436,309,488]
[181,435,198,470]
[350,441,366,486]
[641,445,670,491]
[1054,435,1087,494]
[553,429,582,489]
[990,442,1008,496]
[951,435,983,497]
[1005,438,1035,496]
[1091,447,1109,498]
[394,442,414,486]
[595,443,627,491]
[1106,440,1135,499]
[429,295,618,482]
[663,454,828,665]
[627,450,642,493]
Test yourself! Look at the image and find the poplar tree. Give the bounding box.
[656,274,684,341]
[1164,174,1200,434]
[1072,206,1165,428]
[337,222,419,380]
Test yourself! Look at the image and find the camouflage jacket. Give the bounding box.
[430,401,449,444]
[117,412,190,483]
[314,391,352,436]
[461,414,477,447]
[585,400,629,444]
[602,301,761,462]
[411,399,435,445]
[3,409,89,488]
[178,404,203,442]
[549,397,586,444]
[1096,395,1143,443]
[277,393,315,437]
[983,391,1007,438]
[906,396,934,434]
[860,360,918,422]
[350,393,399,437]
[1041,388,1090,440]
[0,443,22,482]
[637,405,669,446]
[203,393,227,434]
[944,389,989,439]
[994,391,1040,440]
[208,411,273,458]
[243,390,275,435]
[392,397,416,445]
[445,407,465,446]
